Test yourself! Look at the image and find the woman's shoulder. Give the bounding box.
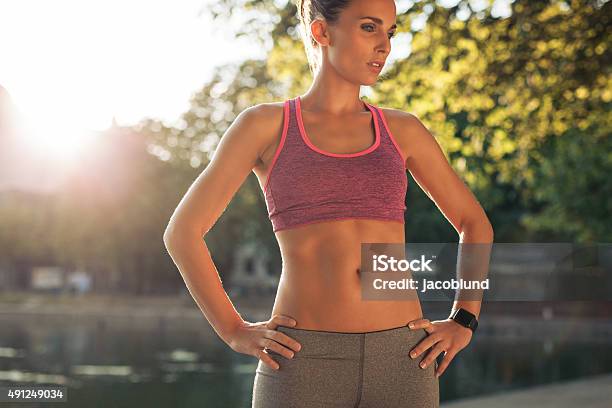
[374,105,424,162]
[376,105,419,125]
[246,100,286,125]
[374,104,419,129]
[243,101,289,167]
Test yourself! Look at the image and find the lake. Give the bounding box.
[0,309,611,407]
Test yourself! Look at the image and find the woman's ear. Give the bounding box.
[310,18,331,47]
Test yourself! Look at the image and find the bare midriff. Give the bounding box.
[252,102,423,333]
[269,219,423,333]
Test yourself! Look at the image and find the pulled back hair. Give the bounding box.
[297,0,353,76]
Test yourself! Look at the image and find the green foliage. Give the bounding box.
[4,0,608,294]
[179,0,610,243]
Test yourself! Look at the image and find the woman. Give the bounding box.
[163,0,494,406]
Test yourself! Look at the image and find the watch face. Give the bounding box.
[454,309,477,332]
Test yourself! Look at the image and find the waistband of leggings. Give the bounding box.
[276,323,426,336]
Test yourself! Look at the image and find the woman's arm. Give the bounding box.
[162,104,272,345]
[402,112,494,317]
[399,111,494,377]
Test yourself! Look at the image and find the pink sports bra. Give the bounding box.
[262,96,408,232]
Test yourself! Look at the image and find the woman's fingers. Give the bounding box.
[419,342,446,369]
[266,329,302,353]
[435,348,457,378]
[407,318,432,330]
[409,333,441,359]
[259,336,296,360]
[266,314,298,330]
[257,348,280,370]
[252,315,301,371]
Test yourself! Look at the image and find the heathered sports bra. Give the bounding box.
[263,96,408,232]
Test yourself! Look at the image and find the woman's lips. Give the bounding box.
[367,62,383,73]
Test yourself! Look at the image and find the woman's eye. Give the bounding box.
[361,24,375,32]
[362,24,396,39]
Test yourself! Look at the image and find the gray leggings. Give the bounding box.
[252,324,439,407]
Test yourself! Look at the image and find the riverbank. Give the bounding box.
[441,372,612,407]
[1,291,611,342]
[2,291,610,315]
[1,292,611,407]
[0,291,275,322]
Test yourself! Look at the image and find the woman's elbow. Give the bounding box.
[460,215,494,242]
[163,221,198,249]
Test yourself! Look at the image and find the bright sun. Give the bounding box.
[19,111,100,164]
[6,89,110,170]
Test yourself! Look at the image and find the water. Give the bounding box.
[0,314,611,407]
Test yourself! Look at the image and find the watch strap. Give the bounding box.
[450,308,478,333]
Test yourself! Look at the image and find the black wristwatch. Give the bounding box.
[450,308,478,333]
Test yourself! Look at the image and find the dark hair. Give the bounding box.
[297,0,353,76]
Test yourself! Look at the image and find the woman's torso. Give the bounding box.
[251,98,423,332]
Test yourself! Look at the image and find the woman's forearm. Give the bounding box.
[451,218,494,319]
[163,227,245,346]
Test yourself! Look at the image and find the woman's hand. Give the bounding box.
[228,314,302,371]
[407,317,473,378]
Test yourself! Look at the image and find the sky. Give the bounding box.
[0,0,513,192]
[0,0,262,132]
[0,0,266,191]
[0,0,512,132]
